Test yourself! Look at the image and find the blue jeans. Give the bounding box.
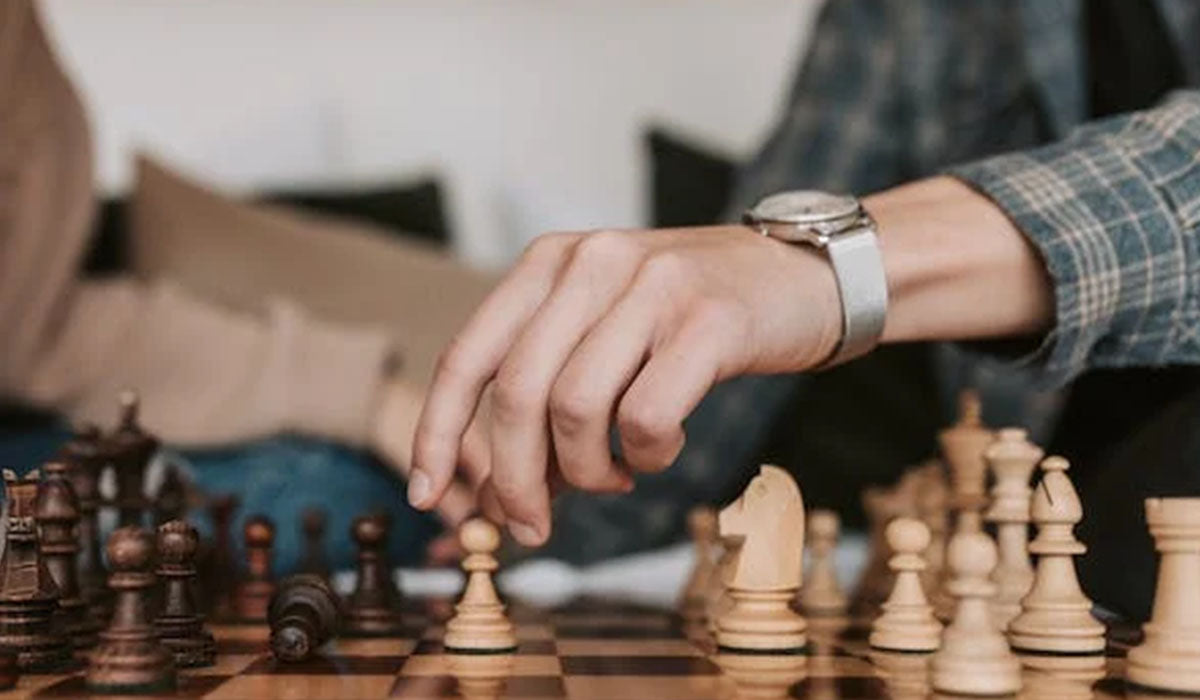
[0,425,441,573]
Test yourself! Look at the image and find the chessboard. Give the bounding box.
[0,597,1143,699]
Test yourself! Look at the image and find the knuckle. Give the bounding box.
[548,382,600,438]
[522,231,575,262]
[572,231,638,267]
[491,368,540,422]
[617,401,673,452]
[638,252,689,289]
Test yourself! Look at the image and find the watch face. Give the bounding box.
[751,190,859,225]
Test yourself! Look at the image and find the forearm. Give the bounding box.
[868,176,1054,346]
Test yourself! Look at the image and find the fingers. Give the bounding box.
[548,278,660,492]
[410,234,576,510]
[487,234,645,544]
[617,301,739,473]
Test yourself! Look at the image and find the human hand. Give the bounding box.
[407,223,843,546]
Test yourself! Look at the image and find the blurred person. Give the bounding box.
[411,0,1200,620]
[0,0,489,569]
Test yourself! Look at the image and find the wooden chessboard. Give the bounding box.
[0,597,1144,699]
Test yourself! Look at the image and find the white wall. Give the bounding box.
[41,0,819,268]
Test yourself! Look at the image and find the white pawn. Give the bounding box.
[1127,497,1200,693]
[444,518,517,653]
[930,531,1022,696]
[1007,456,1104,660]
[870,518,942,652]
[985,428,1042,629]
[799,510,847,616]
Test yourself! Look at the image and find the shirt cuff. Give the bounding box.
[946,93,1200,386]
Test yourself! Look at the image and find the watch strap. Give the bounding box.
[823,226,888,366]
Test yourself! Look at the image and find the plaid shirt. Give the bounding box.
[538,0,1200,563]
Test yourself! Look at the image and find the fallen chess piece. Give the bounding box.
[269,574,343,662]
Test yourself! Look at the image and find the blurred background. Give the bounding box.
[45,0,817,268]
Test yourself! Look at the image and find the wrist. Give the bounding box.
[864,176,1054,345]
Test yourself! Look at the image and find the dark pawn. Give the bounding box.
[106,391,159,528]
[233,516,276,622]
[269,574,342,662]
[344,515,404,636]
[153,466,188,527]
[203,494,239,620]
[0,469,73,671]
[299,508,330,583]
[154,520,215,668]
[87,527,175,693]
[38,462,100,650]
[57,424,112,626]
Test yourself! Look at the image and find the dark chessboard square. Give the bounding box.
[792,676,887,698]
[412,639,555,656]
[217,638,269,655]
[241,654,406,675]
[33,673,230,698]
[561,655,719,676]
[554,625,680,640]
[389,674,566,698]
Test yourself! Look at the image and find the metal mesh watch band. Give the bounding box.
[822,225,888,366]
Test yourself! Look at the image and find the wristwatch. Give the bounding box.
[743,190,888,367]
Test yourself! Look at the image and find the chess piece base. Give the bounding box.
[0,649,16,690]
[869,612,942,653]
[716,589,807,653]
[445,602,517,653]
[159,628,217,668]
[344,607,405,637]
[0,599,74,672]
[86,638,176,693]
[1126,631,1200,694]
[1007,607,1106,655]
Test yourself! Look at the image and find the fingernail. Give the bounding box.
[407,471,431,507]
[508,520,543,546]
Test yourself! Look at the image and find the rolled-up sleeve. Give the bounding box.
[949,90,1200,385]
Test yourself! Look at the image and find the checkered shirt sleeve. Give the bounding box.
[950,90,1200,385]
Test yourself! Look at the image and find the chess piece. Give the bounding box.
[852,470,923,615]
[799,509,847,616]
[930,530,1022,696]
[1126,497,1200,693]
[153,465,187,526]
[344,515,404,636]
[0,469,73,671]
[203,493,239,619]
[679,506,718,622]
[870,518,942,652]
[38,461,100,649]
[1007,456,1104,659]
[155,520,215,668]
[57,423,111,626]
[445,518,517,653]
[985,428,1041,630]
[87,527,176,693]
[299,507,330,582]
[373,511,405,610]
[233,515,276,622]
[106,390,159,528]
[269,574,342,662]
[715,465,807,654]
[939,390,993,537]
